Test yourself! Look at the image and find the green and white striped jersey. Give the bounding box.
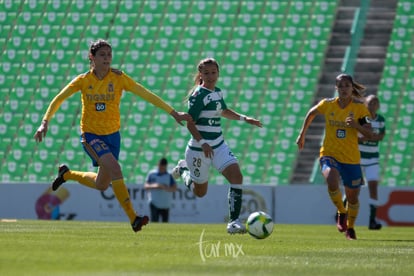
[187,85,227,151]
[358,114,386,166]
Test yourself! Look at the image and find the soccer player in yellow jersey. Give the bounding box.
[296,74,374,240]
[34,39,191,232]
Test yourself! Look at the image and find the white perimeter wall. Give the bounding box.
[0,183,413,226]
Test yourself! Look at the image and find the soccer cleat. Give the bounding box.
[369,220,382,230]
[336,213,347,233]
[345,228,357,240]
[171,159,188,179]
[52,164,70,191]
[227,219,247,234]
[131,215,149,232]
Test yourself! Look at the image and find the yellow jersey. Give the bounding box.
[43,69,174,135]
[317,97,370,164]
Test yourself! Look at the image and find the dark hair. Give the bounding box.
[335,74,366,98]
[159,158,168,166]
[88,39,112,69]
[89,39,112,56]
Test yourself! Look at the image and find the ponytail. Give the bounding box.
[336,73,366,98]
[185,58,220,101]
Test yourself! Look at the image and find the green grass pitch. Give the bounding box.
[1,220,413,275]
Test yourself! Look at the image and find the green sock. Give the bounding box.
[228,186,242,221]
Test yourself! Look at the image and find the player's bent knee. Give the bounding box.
[96,182,110,191]
[193,182,208,197]
[194,190,207,198]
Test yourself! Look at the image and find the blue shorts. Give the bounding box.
[81,132,121,167]
[319,156,363,189]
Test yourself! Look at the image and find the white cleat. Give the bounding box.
[171,159,188,179]
[227,219,247,234]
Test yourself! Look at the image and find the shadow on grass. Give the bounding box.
[359,239,414,242]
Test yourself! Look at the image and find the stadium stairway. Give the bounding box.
[291,0,398,184]
[354,0,398,96]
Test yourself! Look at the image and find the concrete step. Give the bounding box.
[333,20,354,33]
[329,33,352,46]
[326,46,348,58]
[339,0,361,8]
[367,11,396,21]
[354,58,385,72]
[370,0,399,9]
[358,46,387,58]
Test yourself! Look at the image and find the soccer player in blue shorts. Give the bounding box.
[34,39,191,232]
[296,74,374,240]
[171,58,262,234]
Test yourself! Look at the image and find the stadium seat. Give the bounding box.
[375,0,414,186]
[0,0,345,185]
[264,1,289,14]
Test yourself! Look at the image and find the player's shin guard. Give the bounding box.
[328,189,347,214]
[112,178,136,223]
[228,186,242,221]
[347,202,359,229]
[66,171,97,189]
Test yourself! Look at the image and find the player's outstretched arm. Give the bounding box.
[296,105,319,150]
[169,110,192,126]
[221,109,263,127]
[34,85,76,143]
[34,120,48,143]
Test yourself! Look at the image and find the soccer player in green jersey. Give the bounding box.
[171,58,262,234]
[297,74,374,240]
[358,95,386,230]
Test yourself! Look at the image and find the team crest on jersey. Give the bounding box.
[108,82,114,92]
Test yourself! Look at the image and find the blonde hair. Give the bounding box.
[186,58,220,100]
[335,74,366,98]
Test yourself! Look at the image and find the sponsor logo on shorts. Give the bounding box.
[194,168,200,177]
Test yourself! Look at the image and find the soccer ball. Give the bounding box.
[246,211,274,239]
